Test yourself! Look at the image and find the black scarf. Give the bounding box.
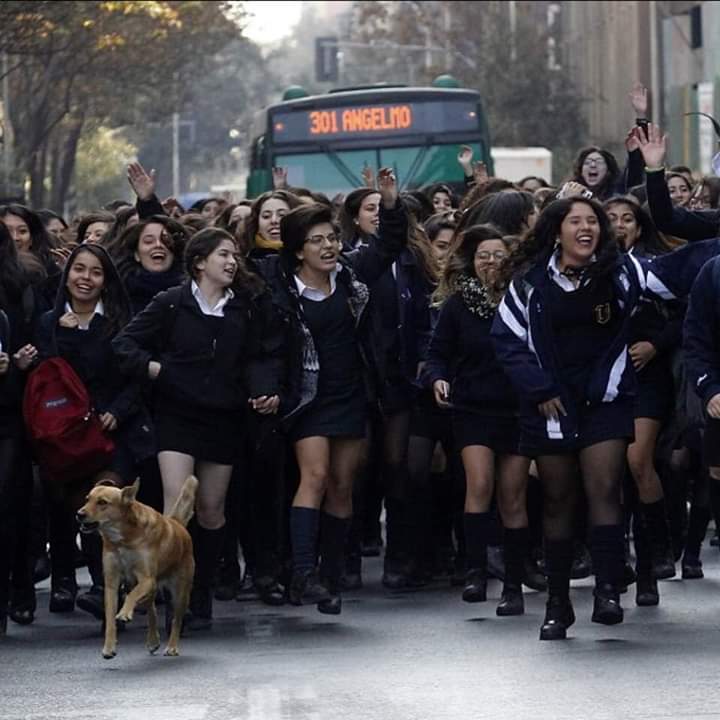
[125,267,184,314]
[457,274,498,318]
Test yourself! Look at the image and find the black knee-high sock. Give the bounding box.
[463,512,490,571]
[684,504,711,558]
[503,527,528,590]
[632,512,652,576]
[544,538,573,599]
[640,499,671,553]
[590,524,624,592]
[80,531,104,588]
[319,512,351,591]
[193,525,226,591]
[290,507,320,574]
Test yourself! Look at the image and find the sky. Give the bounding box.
[243,1,304,44]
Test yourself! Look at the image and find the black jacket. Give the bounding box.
[112,281,284,413]
[424,293,518,416]
[647,169,720,241]
[257,201,408,422]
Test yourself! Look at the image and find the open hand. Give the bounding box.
[272,167,288,190]
[250,395,280,415]
[127,161,156,201]
[538,396,567,422]
[361,163,376,189]
[457,145,473,175]
[377,167,398,209]
[636,122,667,169]
[13,344,38,371]
[629,82,648,116]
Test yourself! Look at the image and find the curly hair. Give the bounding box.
[494,197,619,291]
[571,146,621,200]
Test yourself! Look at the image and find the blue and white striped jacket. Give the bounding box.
[490,239,720,442]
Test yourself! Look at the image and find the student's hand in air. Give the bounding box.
[457,145,474,176]
[636,123,667,169]
[127,161,156,201]
[433,380,451,408]
[13,344,38,371]
[0,352,9,375]
[99,412,118,432]
[472,161,489,185]
[148,361,162,381]
[377,167,398,209]
[707,394,720,420]
[629,341,656,371]
[624,127,641,153]
[538,397,567,422]
[628,82,648,117]
[361,163,376,189]
[250,395,280,415]
[272,167,288,190]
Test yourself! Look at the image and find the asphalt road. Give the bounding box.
[3,549,720,720]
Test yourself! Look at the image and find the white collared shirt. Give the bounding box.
[64,300,104,330]
[547,248,593,292]
[191,281,234,317]
[294,267,339,302]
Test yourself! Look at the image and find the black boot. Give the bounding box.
[539,539,574,640]
[633,512,659,606]
[382,497,409,589]
[462,512,490,603]
[76,532,104,620]
[640,499,676,579]
[187,524,225,630]
[317,513,350,615]
[590,524,624,625]
[289,507,329,605]
[682,502,709,579]
[497,527,526,616]
[49,576,77,613]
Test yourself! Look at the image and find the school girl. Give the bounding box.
[113,228,284,628]
[491,197,720,640]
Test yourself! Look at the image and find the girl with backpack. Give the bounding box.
[32,243,152,621]
[112,228,285,629]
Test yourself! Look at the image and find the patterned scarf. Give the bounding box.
[457,274,498,318]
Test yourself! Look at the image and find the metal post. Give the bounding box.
[2,51,12,194]
[172,111,180,198]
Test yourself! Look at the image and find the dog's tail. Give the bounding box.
[168,475,199,527]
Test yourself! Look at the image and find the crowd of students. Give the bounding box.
[2,87,720,642]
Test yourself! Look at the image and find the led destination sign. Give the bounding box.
[272,99,478,144]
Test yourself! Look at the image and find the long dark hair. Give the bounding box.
[604,196,673,256]
[460,190,536,236]
[58,244,131,337]
[185,227,264,296]
[496,197,618,289]
[0,222,29,304]
[571,146,621,200]
[279,203,336,273]
[76,211,115,245]
[338,188,380,245]
[112,216,190,281]
[0,204,57,270]
[244,190,301,251]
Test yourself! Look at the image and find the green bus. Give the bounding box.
[246,77,494,198]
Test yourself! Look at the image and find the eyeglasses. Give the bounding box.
[582,157,607,167]
[305,233,340,246]
[475,251,507,261]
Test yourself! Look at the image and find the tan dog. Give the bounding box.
[76,475,198,659]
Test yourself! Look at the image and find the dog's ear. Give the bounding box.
[120,479,140,505]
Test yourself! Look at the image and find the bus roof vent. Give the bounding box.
[282,85,310,101]
[432,74,461,89]
[328,83,407,94]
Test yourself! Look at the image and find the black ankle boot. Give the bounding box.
[289,569,330,606]
[592,583,623,625]
[640,500,676,579]
[539,595,575,640]
[496,584,524,616]
[9,586,36,626]
[635,574,659,606]
[317,513,349,615]
[188,524,226,629]
[49,576,77,613]
[462,568,487,603]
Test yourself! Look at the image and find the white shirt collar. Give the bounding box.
[547,248,593,292]
[294,266,339,301]
[64,299,104,329]
[191,280,234,317]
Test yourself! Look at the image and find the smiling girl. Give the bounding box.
[113,228,284,628]
[492,197,720,641]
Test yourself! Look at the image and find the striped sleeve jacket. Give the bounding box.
[491,238,720,442]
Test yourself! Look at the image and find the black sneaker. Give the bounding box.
[591,584,623,625]
[289,570,330,606]
[462,569,487,603]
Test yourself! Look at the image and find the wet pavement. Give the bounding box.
[2,550,720,719]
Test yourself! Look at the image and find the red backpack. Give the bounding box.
[23,357,115,483]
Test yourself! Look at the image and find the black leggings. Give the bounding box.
[537,439,626,541]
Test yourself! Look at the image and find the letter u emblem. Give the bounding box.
[594,302,611,325]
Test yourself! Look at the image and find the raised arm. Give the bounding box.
[127,161,166,220]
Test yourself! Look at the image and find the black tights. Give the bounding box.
[537,439,626,541]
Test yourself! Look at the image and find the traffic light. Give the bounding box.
[315,36,339,82]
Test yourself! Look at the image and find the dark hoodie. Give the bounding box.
[34,245,153,462]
